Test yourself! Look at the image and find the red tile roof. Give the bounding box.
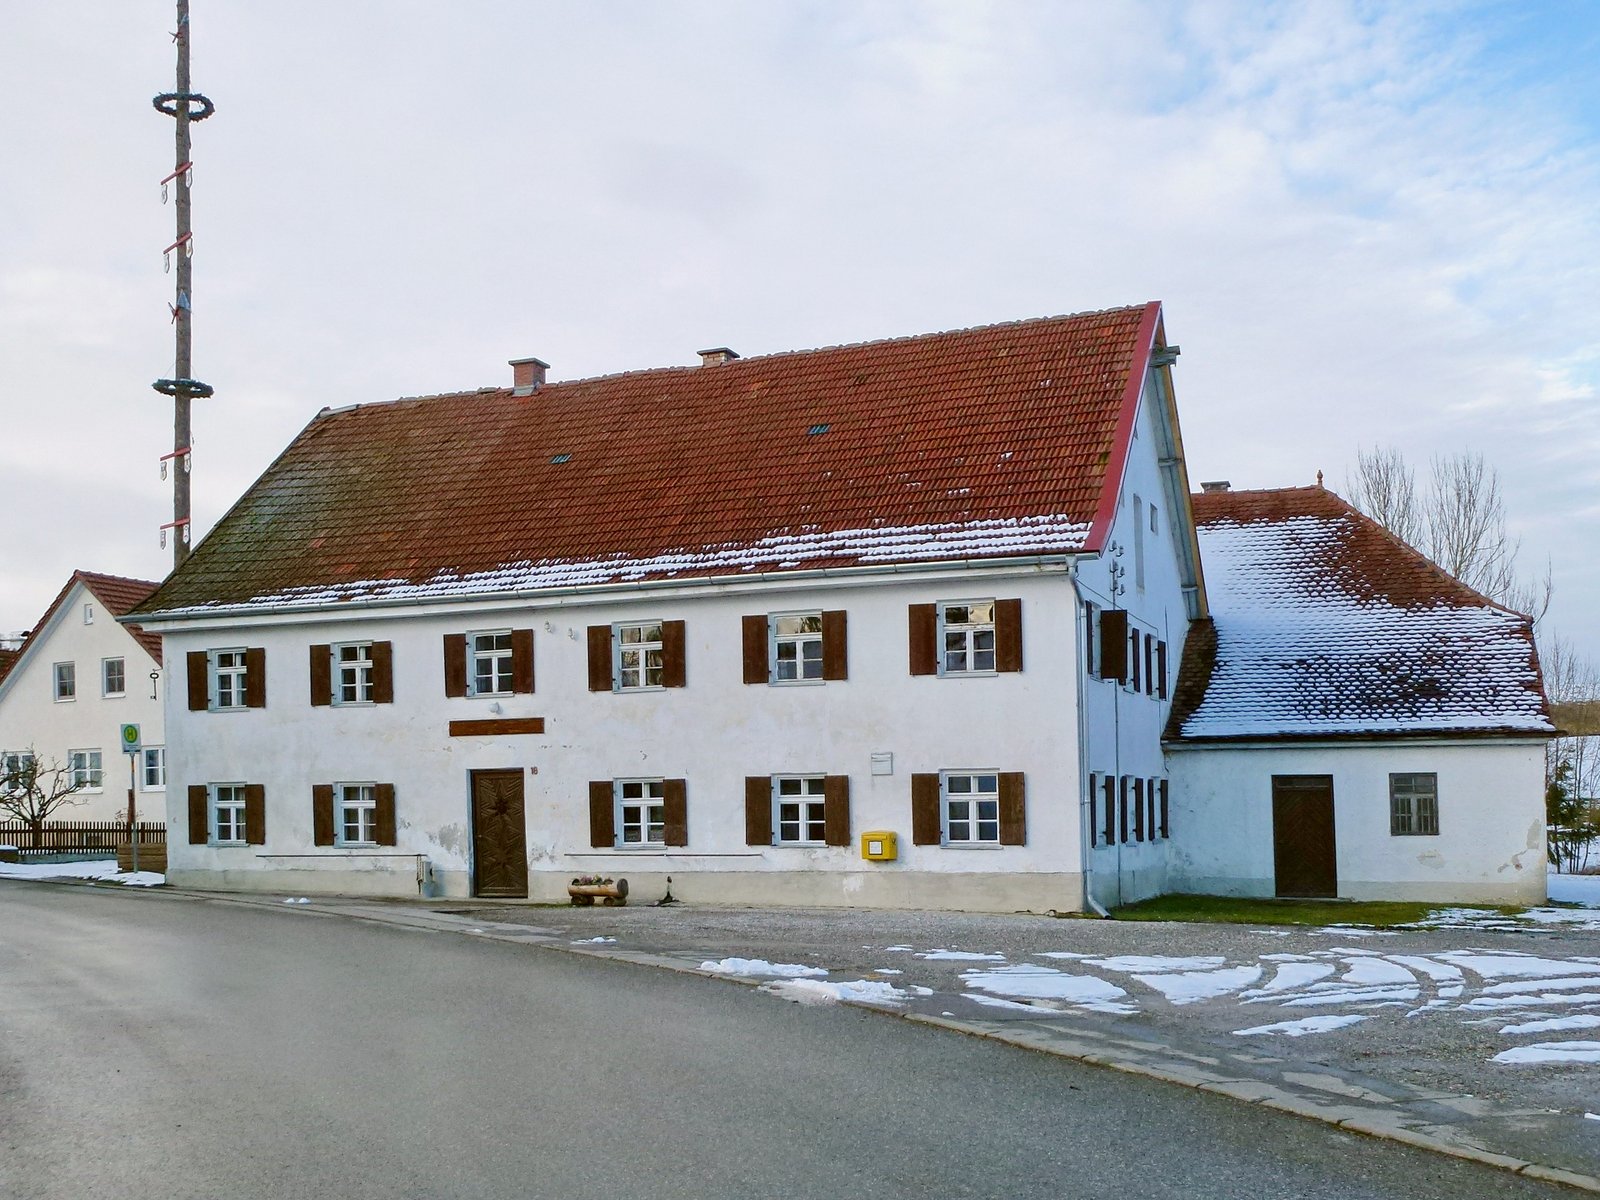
[1166,487,1552,742]
[0,572,164,691]
[0,648,19,688]
[136,305,1165,614]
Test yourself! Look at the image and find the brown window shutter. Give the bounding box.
[1144,634,1155,696]
[511,628,535,695]
[821,610,848,681]
[244,648,267,708]
[188,784,209,844]
[1156,640,1168,701]
[823,775,851,847]
[908,604,937,676]
[1098,610,1127,682]
[911,772,941,844]
[995,599,1023,673]
[1102,775,1116,845]
[744,776,771,846]
[1128,628,1141,692]
[662,778,688,846]
[309,644,332,707]
[741,615,768,685]
[371,641,395,704]
[587,626,613,692]
[1087,774,1098,848]
[999,772,1026,845]
[588,780,614,847]
[1084,602,1097,675]
[1147,778,1158,838]
[1119,777,1129,843]
[375,783,397,846]
[312,784,335,846]
[661,620,687,688]
[443,633,468,698]
[187,650,209,711]
[244,783,267,845]
[1159,779,1170,839]
[1133,778,1145,841]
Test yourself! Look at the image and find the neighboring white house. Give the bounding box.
[128,304,1206,910]
[0,572,168,824]
[1165,485,1553,905]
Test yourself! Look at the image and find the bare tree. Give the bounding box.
[1347,446,1422,548]
[1542,637,1600,870]
[0,750,90,842]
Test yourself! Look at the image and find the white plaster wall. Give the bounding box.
[0,582,166,824]
[1167,740,1548,904]
[158,567,1088,912]
[1075,376,1191,909]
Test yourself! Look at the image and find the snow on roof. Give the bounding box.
[133,305,1161,617]
[1166,487,1552,742]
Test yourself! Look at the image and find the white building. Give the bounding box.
[129,305,1204,910]
[1165,485,1553,905]
[0,572,168,825]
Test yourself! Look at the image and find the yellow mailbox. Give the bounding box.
[861,830,898,861]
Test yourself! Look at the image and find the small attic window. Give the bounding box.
[549,453,573,465]
[806,423,831,436]
[83,603,94,625]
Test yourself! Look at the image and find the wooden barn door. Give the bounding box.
[1272,775,1337,898]
[470,769,528,898]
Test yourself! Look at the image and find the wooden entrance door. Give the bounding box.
[470,769,528,898]
[1272,775,1337,898]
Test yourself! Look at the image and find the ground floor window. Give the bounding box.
[68,748,103,790]
[338,783,377,845]
[1389,773,1438,835]
[141,746,166,790]
[212,784,247,844]
[943,772,1000,844]
[617,779,665,846]
[774,776,827,844]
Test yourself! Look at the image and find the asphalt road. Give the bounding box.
[0,883,1579,1200]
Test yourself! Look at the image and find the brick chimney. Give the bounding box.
[1200,480,1232,494]
[698,347,740,367]
[509,357,549,396]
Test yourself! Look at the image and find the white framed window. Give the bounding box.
[82,603,94,625]
[212,783,247,845]
[469,631,513,696]
[53,661,76,701]
[938,602,996,675]
[211,648,248,710]
[943,771,1000,844]
[1390,773,1439,836]
[68,748,103,791]
[334,642,374,704]
[2,751,35,796]
[141,746,166,791]
[103,657,126,697]
[1150,502,1159,535]
[337,782,378,845]
[771,614,823,683]
[774,776,827,844]
[615,622,664,690]
[1132,493,1146,592]
[616,779,665,846]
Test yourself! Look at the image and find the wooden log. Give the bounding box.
[567,878,628,906]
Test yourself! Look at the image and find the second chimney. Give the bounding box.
[698,347,740,367]
[509,357,549,396]
[1200,480,1232,494]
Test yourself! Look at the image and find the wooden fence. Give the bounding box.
[0,821,166,859]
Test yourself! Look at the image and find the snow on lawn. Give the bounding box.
[700,957,827,978]
[0,860,164,887]
[1493,1041,1600,1065]
[1233,1015,1368,1038]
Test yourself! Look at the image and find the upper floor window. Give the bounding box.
[82,603,94,625]
[103,657,126,698]
[315,641,396,706]
[53,662,75,701]
[336,643,374,704]
[188,648,265,712]
[442,631,530,700]
[1390,773,1439,836]
[472,631,514,696]
[743,612,847,685]
[587,621,686,693]
[213,649,249,710]
[910,601,1022,677]
[68,748,103,791]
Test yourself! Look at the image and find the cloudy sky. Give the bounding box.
[3,2,1597,658]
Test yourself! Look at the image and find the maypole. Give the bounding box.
[151,0,215,567]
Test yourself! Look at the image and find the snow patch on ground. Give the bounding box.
[1234,1015,1369,1038]
[759,978,907,1007]
[701,957,826,978]
[1500,1015,1600,1035]
[960,963,1131,1011]
[916,949,1007,962]
[1493,1041,1600,1065]
[0,861,165,887]
[572,936,617,944]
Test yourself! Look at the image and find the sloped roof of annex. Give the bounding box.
[132,302,1202,619]
[1164,486,1553,743]
[0,571,162,704]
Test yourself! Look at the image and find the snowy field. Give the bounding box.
[0,858,164,887]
